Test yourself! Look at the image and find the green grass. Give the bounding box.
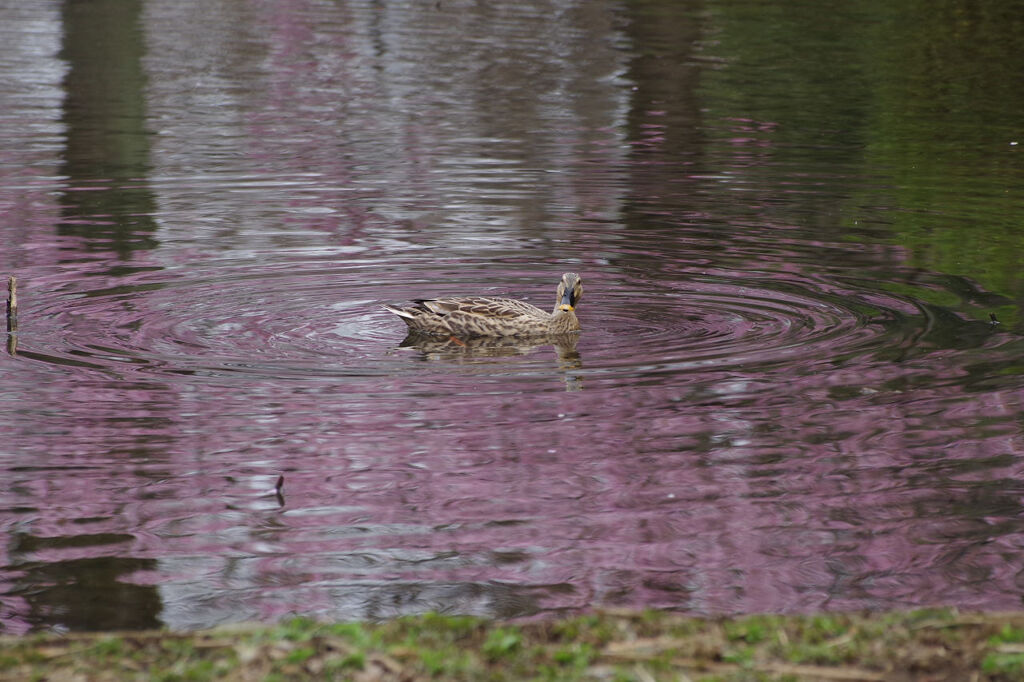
[482,627,522,660]
[3,608,1024,681]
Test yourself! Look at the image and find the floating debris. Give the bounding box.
[275,474,285,507]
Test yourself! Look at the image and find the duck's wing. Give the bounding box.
[418,296,547,319]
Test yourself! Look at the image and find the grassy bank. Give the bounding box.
[2,608,1024,681]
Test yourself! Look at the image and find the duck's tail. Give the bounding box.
[381,304,416,320]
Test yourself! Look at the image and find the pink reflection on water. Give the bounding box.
[3,325,1024,632]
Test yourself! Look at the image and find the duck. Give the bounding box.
[383,272,583,338]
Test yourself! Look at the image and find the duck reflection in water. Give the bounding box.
[395,330,582,391]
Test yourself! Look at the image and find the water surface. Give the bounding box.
[2,0,1024,633]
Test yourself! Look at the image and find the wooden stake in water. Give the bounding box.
[5,275,15,333]
[5,275,16,356]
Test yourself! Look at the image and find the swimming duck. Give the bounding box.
[383,272,583,338]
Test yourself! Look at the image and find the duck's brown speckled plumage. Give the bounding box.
[383,272,583,338]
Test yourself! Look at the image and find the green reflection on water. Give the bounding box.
[59,0,158,260]
[861,1,1024,312]
[687,0,1024,319]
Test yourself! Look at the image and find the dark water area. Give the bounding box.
[2,0,1024,633]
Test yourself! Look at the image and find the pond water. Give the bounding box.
[2,0,1024,633]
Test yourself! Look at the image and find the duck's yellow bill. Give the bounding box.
[558,303,574,312]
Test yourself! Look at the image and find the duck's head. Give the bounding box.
[556,272,583,312]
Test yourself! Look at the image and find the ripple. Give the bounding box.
[10,259,944,391]
[582,268,929,382]
[20,263,397,380]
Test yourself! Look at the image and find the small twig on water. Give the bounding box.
[274,474,285,507]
